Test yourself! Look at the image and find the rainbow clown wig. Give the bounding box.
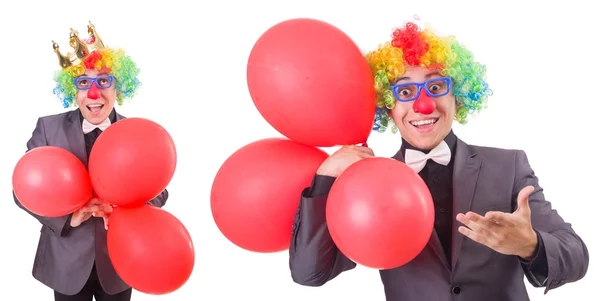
[365,21,492,133]
[51,22,140,109]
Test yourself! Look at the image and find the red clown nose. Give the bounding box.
[87,84,100,100]
[412,89,435,115]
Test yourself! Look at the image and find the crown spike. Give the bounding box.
[52,40,73,69]
[87,21,105,51]
[52,22,106,69]
[69,28,89,59]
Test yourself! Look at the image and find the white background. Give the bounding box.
[0,0,597,300]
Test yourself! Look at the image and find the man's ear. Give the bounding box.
[454,96,462,110]
[453,97,461,120]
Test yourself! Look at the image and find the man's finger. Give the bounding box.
[87,198,103,205]
[359,147,375,156]
[466,211,498,229]
[101,203,113,213]
[458,226,488,246]
[351,146,374,157]
[82,205,104,213]
[456,212,491,232]
[484,211,514,227]
[79,212,92,222]
[517,185,535,213]
[93,211,109,218]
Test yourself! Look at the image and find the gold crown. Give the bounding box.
[52,21,106,69]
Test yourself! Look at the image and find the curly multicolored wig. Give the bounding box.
[52,48,141,108]
[365,22,492,133]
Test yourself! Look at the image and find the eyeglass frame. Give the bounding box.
[73,75,115,91]
[390,77,452,103]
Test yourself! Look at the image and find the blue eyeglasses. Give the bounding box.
[73,75,115,90]
[391,77,452,102]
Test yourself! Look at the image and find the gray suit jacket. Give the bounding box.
[289,138,589,301]
[14,109,169,296]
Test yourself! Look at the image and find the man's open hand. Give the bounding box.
[456,185,539,259]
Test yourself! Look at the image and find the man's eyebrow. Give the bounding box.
[425,72,441,78]
[393,76,410,84]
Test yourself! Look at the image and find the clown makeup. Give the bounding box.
[75,69,117,125]
[366,21,492,141]
[389,66,456,150]
[52,45,141,113]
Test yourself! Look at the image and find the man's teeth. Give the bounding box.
[88,104,103,108]
[411,119,437,126]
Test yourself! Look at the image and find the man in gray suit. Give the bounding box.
[14,22,168,301]
[289,21,589,300]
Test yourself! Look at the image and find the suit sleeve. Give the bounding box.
[146,189,168,207]
[513,150,589,294]
[13,118,73,237]
[289,174,357,287]
[518,229,549,285]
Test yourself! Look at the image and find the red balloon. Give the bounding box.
[211,138,329,253]
[88,118,176,207]
[107,205,194,295]
[326,157,434,269]
[247,18,376,147]
[12,146,92,217]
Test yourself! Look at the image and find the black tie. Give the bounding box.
[85,128,103,159]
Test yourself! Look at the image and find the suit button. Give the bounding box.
[452,286,461,295]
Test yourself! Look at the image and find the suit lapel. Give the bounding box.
[64,109,125,168]
[65,109,89,167]
[392,149,450,271]
[451,139,481,271]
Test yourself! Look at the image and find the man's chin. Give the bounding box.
[404,133,444,150]
[84,115,108,125]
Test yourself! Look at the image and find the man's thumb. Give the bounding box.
[517,185,535,212]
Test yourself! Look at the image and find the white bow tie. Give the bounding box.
[404,140,451,173]
[82,118,111,134]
